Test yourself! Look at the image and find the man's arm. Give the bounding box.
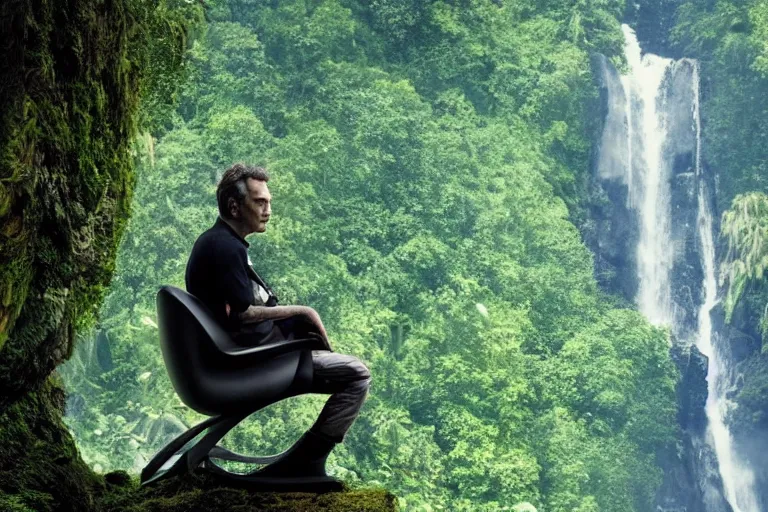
[239,304,309,323]
[214,244,254,320]
[239,305,333,351]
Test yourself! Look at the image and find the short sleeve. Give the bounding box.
[213,243,254,315]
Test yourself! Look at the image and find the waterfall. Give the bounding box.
[621,25,675,326]
[693,64,760,512]
[596,24,762,512]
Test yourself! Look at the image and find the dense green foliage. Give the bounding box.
[62,1,680,510]
[719,192,768,432]
[720,192,768,338]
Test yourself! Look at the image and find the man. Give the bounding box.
[185,162,371,478]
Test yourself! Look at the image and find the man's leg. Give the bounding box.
[236,317,371,431]
[266,317,372,436]
[251,321,371,478]
[308,350,371,442]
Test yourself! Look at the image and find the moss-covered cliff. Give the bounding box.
[0,0,141,409]
[0,0,169,508]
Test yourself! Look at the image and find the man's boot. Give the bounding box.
[252,429,338,478]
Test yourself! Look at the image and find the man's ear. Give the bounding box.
[228,197,240,219]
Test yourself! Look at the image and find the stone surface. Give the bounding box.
[97,471,397,512]
[671,343,708,433]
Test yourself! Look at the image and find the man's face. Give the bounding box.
[238,178,271,234]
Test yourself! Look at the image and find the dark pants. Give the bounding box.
[233,316,371,442]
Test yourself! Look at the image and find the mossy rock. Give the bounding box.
[0,0,193,410]
[0,357,398,511]
[0,379,104,512]
[0,0,140,408]
[98,471,398,512]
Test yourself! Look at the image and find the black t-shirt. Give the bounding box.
[185,217,262,332]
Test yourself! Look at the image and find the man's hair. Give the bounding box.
[216,163,270,219]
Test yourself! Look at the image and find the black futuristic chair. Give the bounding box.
[140,285,340,490]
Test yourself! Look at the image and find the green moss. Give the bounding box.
[97,471,398,512]
[0,494,38,512]
[0,0,199,404]
[0,379,397,512]
[0,0,215,509]
[0,0,140,405]
[0,378,103,512]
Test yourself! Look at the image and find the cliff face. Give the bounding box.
[585,55,639,304]
[625,1,768,507]
[717,300,768,508]
[0,1,142,508]
[590,19,768,507]
[0,0,138,408]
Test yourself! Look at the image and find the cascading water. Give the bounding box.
[596,24,762,512]
[693,66,760,512]
[621,26,675,326]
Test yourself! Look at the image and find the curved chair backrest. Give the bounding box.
[155,286,311,416]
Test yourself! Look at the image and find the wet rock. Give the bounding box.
[671,343,709,433]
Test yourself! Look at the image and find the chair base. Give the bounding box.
[200,459,344,492]
[141,413,341,492]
